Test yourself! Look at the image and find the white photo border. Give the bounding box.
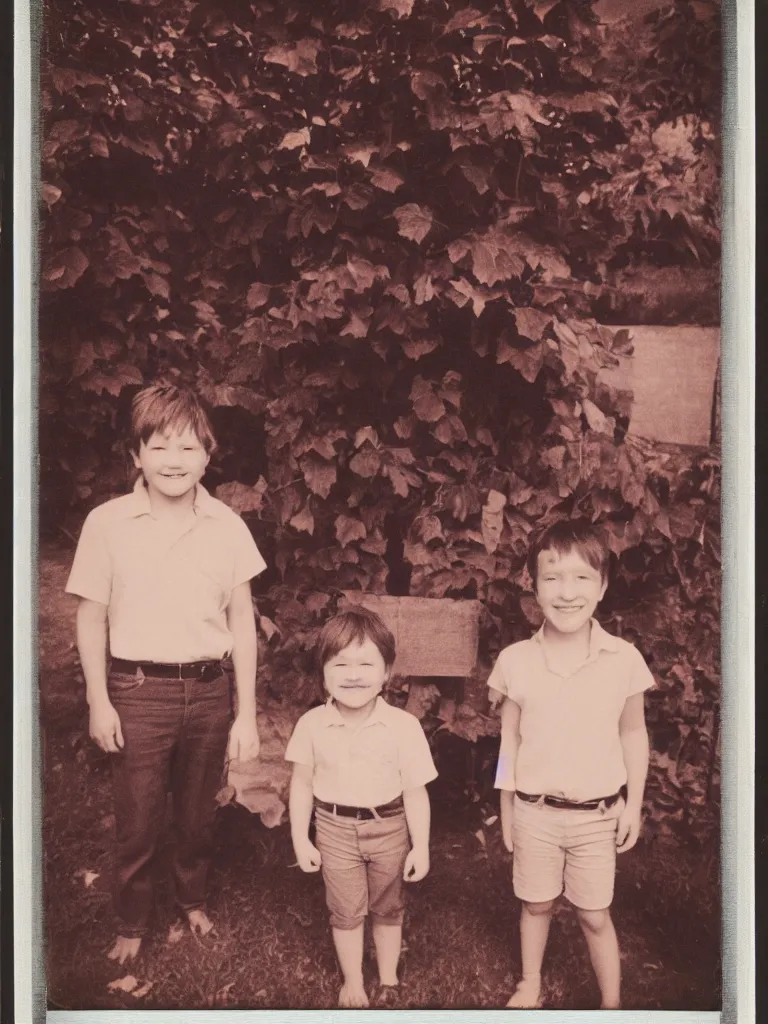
[13,0,754,1020]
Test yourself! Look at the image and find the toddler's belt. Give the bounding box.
[516,785,627,811]
[110,657,223,680]
[314,796,404,821]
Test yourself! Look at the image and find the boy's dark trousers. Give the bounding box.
[107,667,232,937]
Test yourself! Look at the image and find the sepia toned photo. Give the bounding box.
[37,0,724,1013]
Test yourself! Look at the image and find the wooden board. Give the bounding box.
[341,593,480,677]
[598,325,720,447]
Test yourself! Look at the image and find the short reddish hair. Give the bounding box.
[129,384,217,455]
[316,607,397,673]
[527,518,611,587]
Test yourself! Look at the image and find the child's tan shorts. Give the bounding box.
[512,793,625,911]
[314,806,410,930]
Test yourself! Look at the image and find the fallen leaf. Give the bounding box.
[132,981,154,999]
[287,907,312,928]
[166,921,185,945]
[74,868,100,888]
[484,815,498,826]
[108,975,138,994]
[214,981,235,1006]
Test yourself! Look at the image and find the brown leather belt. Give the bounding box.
[110,658,223,681]
[516,786,626,811]
[314,795,404,821]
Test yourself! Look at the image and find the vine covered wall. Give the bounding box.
[40,0,721,839]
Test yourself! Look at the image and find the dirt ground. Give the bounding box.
[40,542,720,1011]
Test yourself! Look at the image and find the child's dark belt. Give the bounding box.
[314,796,404,821]
[515,785,627,811]
[110,657,223,681]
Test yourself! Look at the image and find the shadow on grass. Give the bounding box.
[44,721,720,1012]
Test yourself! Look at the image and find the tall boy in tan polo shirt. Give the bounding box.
[66,385,266,964]
[489,519,655,1010]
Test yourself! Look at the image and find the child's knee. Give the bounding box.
[330,912,366,931]
[522,898,555,916]
[576,906,612,933]
[370,909,404,927]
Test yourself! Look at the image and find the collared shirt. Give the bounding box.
[284,696,438,807]
[488,619,655,801]
[66,479,267,662]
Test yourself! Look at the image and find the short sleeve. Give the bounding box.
[487,647,522,703]
[494,698,520,792]
[231,514,268,588]
[494,751,516,791]
[65,508,112,605]
[284,712,315,768]
[398,713,438,791]
[627,645,656,697]
[487,654,508,701]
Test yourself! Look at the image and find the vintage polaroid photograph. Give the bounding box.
[28,0,738,1016]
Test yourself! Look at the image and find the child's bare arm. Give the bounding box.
[402,784,430,881]
[498,698,521,851]
[76,598,123,753]
[289,763,322,872]
[617,692,650,852]
[226,580,260,761]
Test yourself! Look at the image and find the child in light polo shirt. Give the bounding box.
[489,519,655,1010]
[66,384,267,964]
[286,608,437,1009]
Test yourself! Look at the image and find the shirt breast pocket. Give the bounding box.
[350,730,397,779]
[178,551,227,616]
[112,547,158,601]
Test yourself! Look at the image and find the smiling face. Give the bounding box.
[323,637,390,713]
[535,546,607,638]
[131,426,210,505]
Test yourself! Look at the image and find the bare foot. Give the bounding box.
[338,981,369,1008]
[107,936,142,964]
[186,909,215,936]
[506,975,542,1008]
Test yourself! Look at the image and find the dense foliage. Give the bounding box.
[40,0,721,839]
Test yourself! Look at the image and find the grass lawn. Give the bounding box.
[41,543,720,1011]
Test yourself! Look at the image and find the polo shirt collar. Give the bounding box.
[533,618,618,676]
[323,695,388,727]
[126,477,220,519]
[533,618,617,653]
[587,619,620,655]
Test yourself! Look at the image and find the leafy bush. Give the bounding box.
[40,0,720,839]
